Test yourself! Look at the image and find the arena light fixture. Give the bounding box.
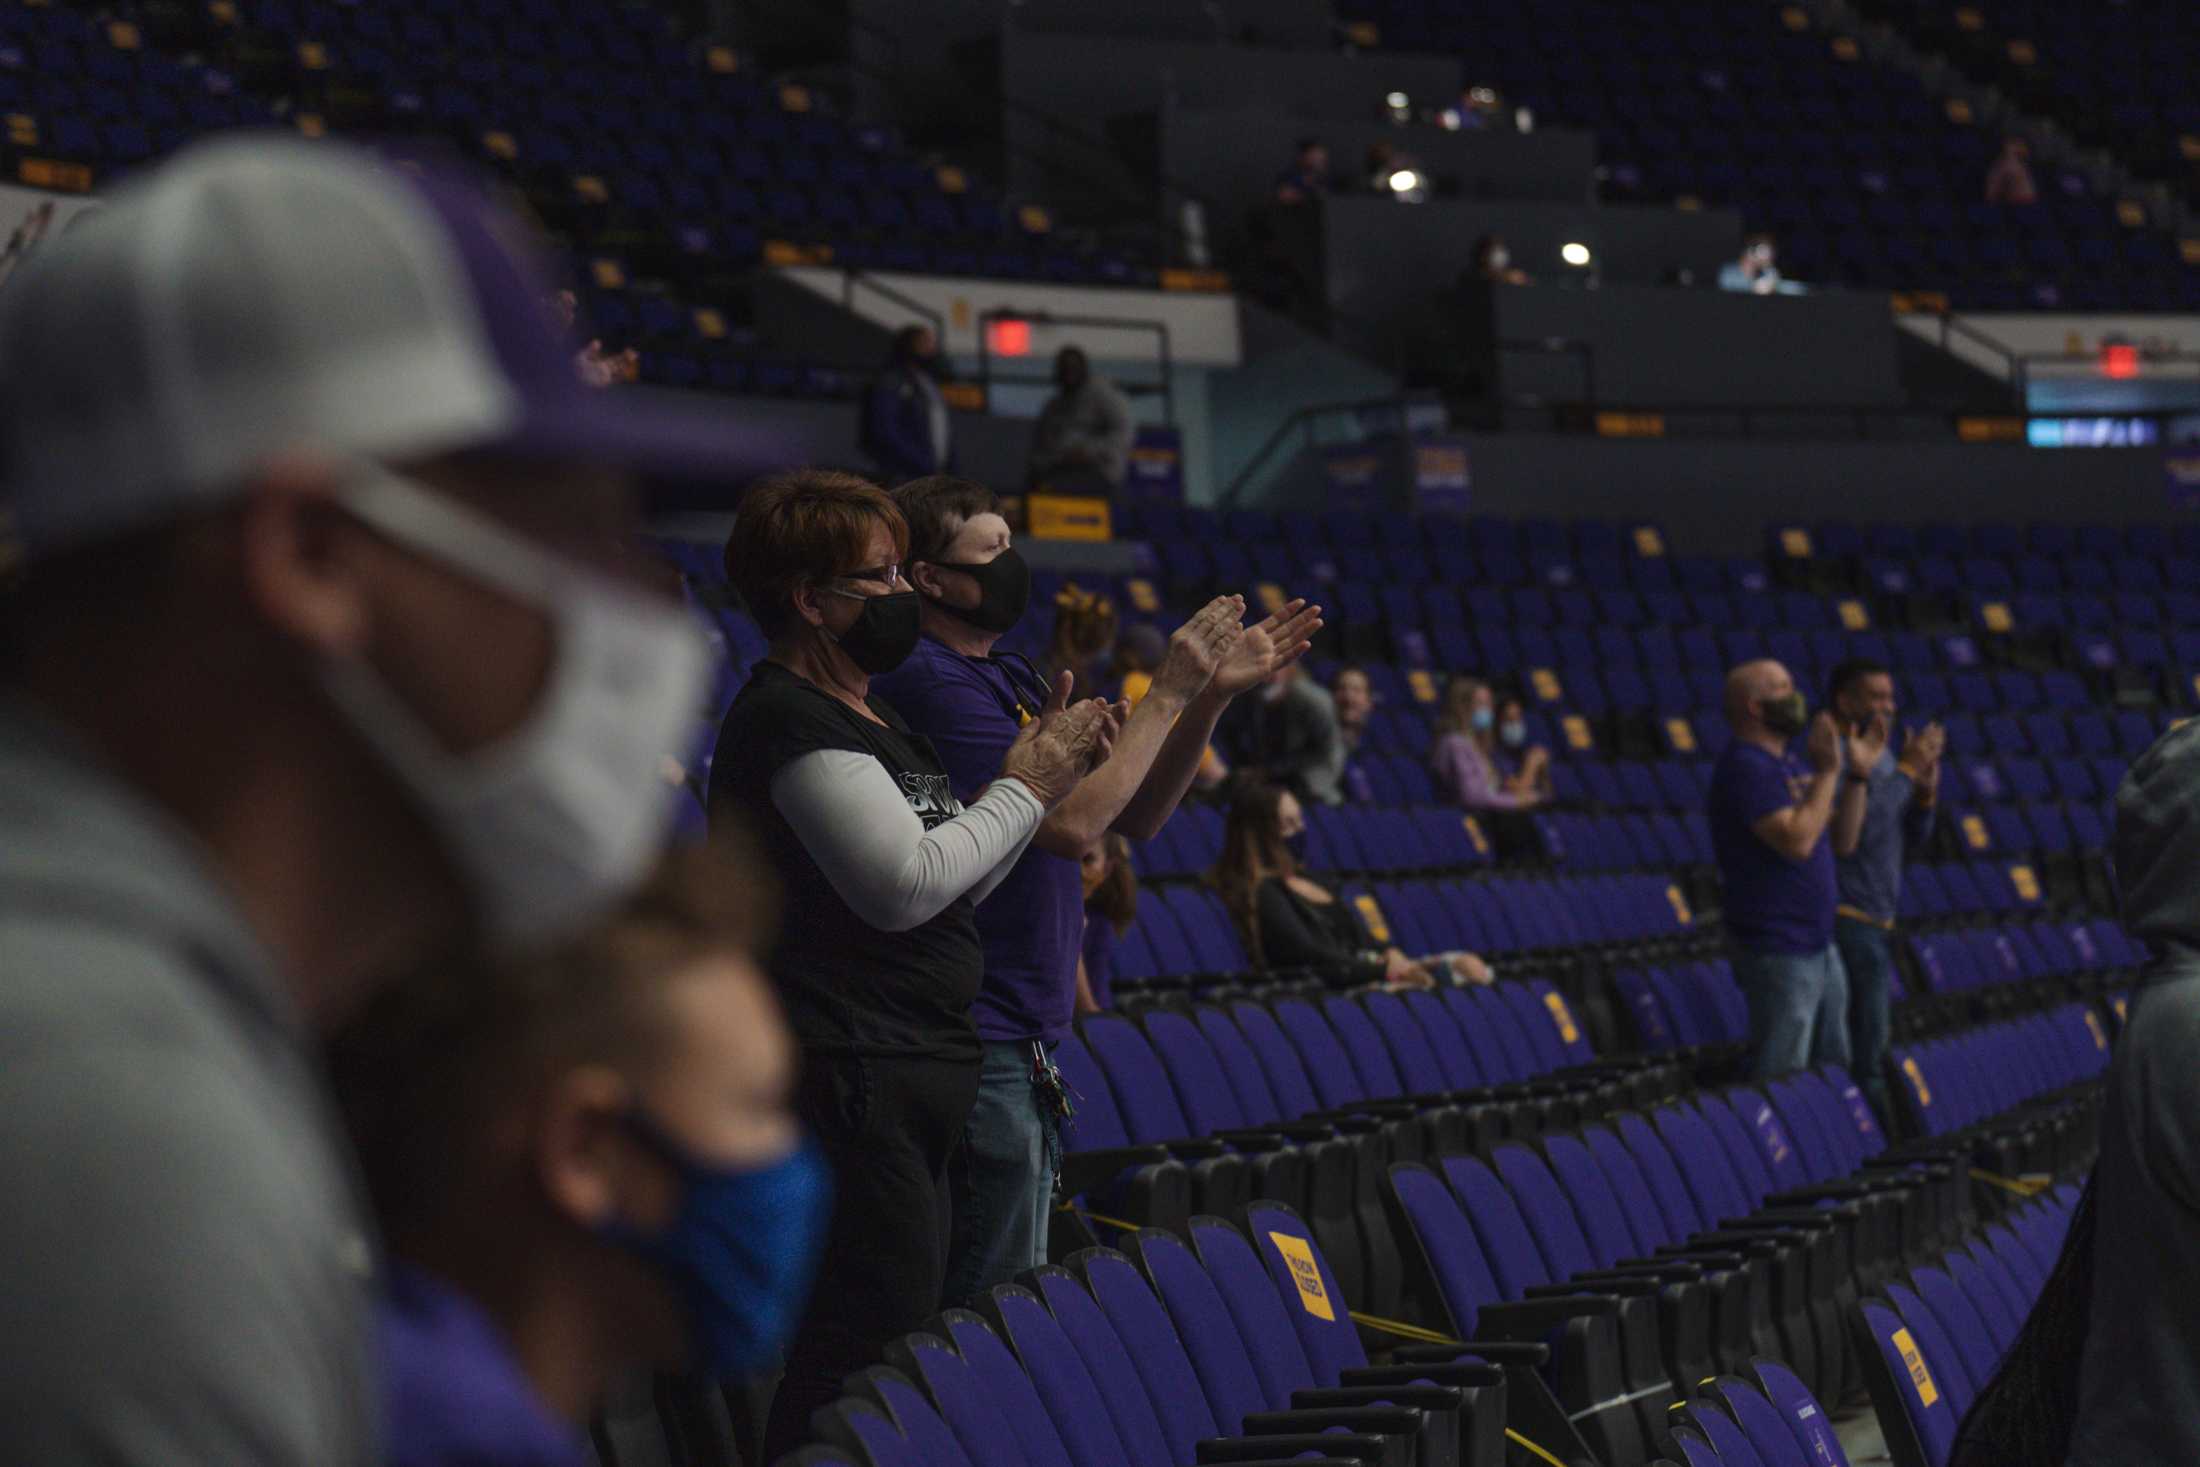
[1560,241,1593,267]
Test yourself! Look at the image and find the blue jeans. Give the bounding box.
[1835,917,1896,1121]
[942,1040,1062,1307]
[1731,942,1852,1079]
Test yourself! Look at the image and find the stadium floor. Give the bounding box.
[1836,1404,1891,1463]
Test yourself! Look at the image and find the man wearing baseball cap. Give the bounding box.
[0,137,784,1462]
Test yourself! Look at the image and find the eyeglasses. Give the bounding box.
[835,563,906,589]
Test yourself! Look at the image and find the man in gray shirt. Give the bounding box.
[0,138,778,1462]
[2063,719,2200,1466]
[1028,345,1136,492]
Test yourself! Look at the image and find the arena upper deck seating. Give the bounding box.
[1331,0,2199,309]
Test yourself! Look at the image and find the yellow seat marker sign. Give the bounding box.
[1268,1232,1335,1321]
[1891,1328,1940,1407]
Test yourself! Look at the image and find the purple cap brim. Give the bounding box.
[400,158,800,499]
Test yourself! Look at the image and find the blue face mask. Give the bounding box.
[600,1112,832,1376]
[1498,720,1527,749]
[1469,706,1494,733]
[1283,830,1309,865]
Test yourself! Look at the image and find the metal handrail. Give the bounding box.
[840,269,945,343]
[1220,394,1423,507]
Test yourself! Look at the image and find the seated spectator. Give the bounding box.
[1469,233,1531,286]
[860,325,952,484]
[1332,663,1377,804]
[1076,833,1137,1014]
[331,846,823,1467]
[1274,137,1331,204]
[1985,135,2039,206]
[707,470,1115,1459]
[1213,781,1492,989]
[1431,678,1546,810]
[1718,233,1805,295]
[1493,695,1553,800]
[1219,663,1345,806]
[1043,581,1121,702]
[1027,346,1135,494]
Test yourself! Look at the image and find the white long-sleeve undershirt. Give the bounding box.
[769,748,1044,932]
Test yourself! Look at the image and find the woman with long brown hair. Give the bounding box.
[1210,780,1491,989]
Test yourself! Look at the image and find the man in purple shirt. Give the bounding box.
[1706,659,1853,1079]
[876,476,1319,1302]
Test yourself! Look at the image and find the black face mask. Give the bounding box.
[1760,691,1809,737]
[928,547,1031,635]
[825,589,921,675]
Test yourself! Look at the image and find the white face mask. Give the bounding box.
[318,465,710,949]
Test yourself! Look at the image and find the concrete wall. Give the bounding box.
[1321,197,1744,360]
[1455,435,2173,554]
[1488,282,1905,409]
[1158,109,1595,259]
[1001,32,1463,200]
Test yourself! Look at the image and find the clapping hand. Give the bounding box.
[1805,711,1844,775]
[1847,711,1890,774]
[1000,672,1123,807]
[1152,595,1247,702]
[1210,598,1324,699]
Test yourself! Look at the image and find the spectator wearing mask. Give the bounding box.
[1494,696,1553,801]
[1718,234,1802,295]
[708,470,1115,1460]
[1213,781,1492,989]
[874,475,1318,1307]
[1469,233,1530,286]
[1708,660,1851,1078]
[1430,678,1546,810]
[1827,660,1944,1121]
[1075,833,1137,1015]
[1274,137,1330,204]
[1985,136,2039,206]
[0,138,759,1466]
[1028,347,1136,494]
[1331,663,1377,804]
[331,846,822,1467]
[861,324,952,484]
[1219,662,1348,806]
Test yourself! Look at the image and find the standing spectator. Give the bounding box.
[1212,781,1493,988]
[1952,721,2200,1467]
[0,138,753,1466]
[708,471,1116,1460]
[1984,136,2039,206]
[861,324,952,484]
[1219,662,1348,806]
[1430,678,1546,810]
[1332,663,1377,803]
[1028,346,1136,494]
[1075,833,1137,1015]
[1274,137,1331,203]
[1708,660,1852,1078]
[331,846,823,1467]
[874,476,1318,1308]
[1827,659,1944,1119]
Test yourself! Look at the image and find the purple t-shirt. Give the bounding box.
[1708,740,1836,954]
[1082,909,1118,1011]
[873,636,1084,1043]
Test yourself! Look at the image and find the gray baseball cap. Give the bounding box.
[0,134,792,559]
